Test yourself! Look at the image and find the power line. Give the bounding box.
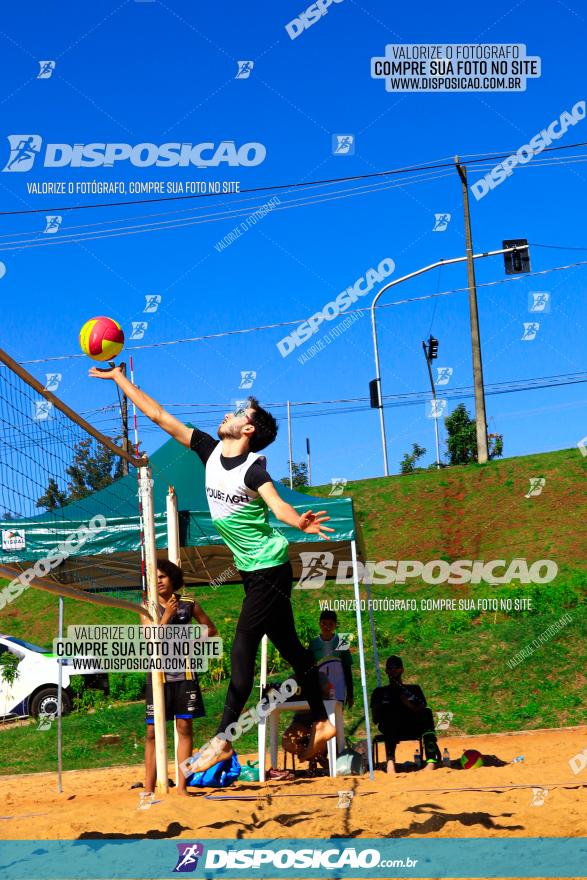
[68,372,587,433]
[0,169,452,251]
[17,257,587,365]
[2,139,587,217]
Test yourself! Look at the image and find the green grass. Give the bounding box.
[1,446,586,775]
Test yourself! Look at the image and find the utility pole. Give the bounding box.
[119,362,130,476]
[287,400,293,489]
[306,437,311,486]
[455,156,489,463]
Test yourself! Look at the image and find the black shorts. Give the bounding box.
[237,560,293,634]
[145,675,205,724]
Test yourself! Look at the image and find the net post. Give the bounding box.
[140,465,168,795]
[166,486,181,787]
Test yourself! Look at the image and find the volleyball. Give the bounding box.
[460,749,484,769]
[79,316,124,362]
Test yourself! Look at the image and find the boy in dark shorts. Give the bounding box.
[90,365,336,773]
[143,559,217,795]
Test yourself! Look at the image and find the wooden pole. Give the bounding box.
[141,466,168,795]
[166,486,181,787]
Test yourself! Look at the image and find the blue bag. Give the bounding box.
[185,752,241,788]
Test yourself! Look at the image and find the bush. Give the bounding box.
[72,687,106,713]
[108,673,145,702]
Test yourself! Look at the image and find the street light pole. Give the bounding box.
[455,156,489,464]
[370,311,389,476]
[370,244,527,475]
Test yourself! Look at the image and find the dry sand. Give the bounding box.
[1,727,585,844]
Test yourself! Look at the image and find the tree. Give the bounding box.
[279,461,309,489]
[36,477,68,511]
[400,443,427,475]
[0,651,20,688]
[66,438,124,501]
[444,403,503,465]
[37,437,125,510]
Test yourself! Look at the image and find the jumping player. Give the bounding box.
[90,366,336,771]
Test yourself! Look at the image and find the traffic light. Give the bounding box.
[369,378,381,409]
[427,336,439,360]
[503,239,531,275]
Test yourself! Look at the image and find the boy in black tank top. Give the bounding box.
[143,559,217,796]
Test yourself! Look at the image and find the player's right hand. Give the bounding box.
[88,364,122,381]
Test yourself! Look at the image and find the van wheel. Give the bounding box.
[29,688,72,719]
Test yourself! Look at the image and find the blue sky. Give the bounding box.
[0,1,586,485]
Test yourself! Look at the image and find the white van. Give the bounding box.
[0,634,108,719]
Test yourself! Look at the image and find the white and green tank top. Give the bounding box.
[204,444,289,572]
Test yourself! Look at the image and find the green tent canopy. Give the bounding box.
[0,429,364,590]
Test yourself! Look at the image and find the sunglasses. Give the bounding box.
[232,406,254,425]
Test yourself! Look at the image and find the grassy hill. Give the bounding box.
[1,447,585,774]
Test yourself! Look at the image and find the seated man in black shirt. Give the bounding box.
[370,655,441,774]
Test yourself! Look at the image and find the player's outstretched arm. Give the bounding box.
[257,482,335,540]
[88,364,192,446]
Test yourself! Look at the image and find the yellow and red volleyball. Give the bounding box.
[79,317,124,362]
[460,749,484,769]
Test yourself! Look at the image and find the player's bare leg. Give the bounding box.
[300,718,336,761]
[175,718,193,794]
[190,735,234,773]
